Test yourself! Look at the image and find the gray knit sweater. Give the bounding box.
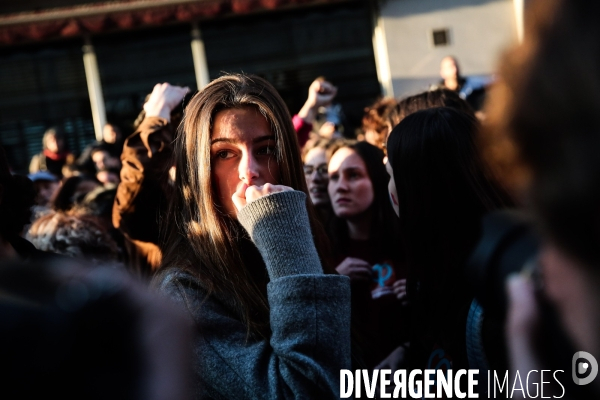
[157,190,351,399]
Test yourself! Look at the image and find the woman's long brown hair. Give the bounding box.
[159,74,331,337]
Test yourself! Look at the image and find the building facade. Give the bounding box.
[0,0,382,172]
[0,0,521,173]
[373,0,519,98]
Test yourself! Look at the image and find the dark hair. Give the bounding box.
[0,147,35,240]
[388,107,505,271]
[387,107,507,336]
[52,176,98,212]
[0,175,35,240]
[484,0,600,269]
[301,137,345,162]
[329,141,400,263]
[361,97,398,147]
[393,88,474,127]
[82,187,117,221]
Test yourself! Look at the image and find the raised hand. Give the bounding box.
[307,79,337,108]
[297,78,338,124]
[143,83,190,122]
[232,182,293,212]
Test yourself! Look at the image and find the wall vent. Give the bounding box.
[432,28,450,47]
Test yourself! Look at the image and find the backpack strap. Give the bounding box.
[466,298,489,395]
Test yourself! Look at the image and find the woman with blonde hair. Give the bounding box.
[154,74,351,399]
[29,127,74,179]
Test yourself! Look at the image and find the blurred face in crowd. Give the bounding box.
[34,180,60,206]
[210,107,280,217]
[303,147,329,207]
[440,56,459,81]
[96,170,119,186]
[45,134,61,154]
[328,147,374,219]
[92,150,110,171]
[385,160,399,217]
[103,124,120,144]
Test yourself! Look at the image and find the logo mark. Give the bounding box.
[572,351,598,385]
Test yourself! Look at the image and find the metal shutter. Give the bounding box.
[0,40,94,173]
[202,1,380,129]
[93,25,197,131]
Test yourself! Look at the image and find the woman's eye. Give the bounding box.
[257,145,276,156]
[216,150,234,159]
[329,173,339,181]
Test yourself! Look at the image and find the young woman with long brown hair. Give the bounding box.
[153,74,351,399]
[327,140,406,369]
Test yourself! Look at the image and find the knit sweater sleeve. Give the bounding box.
[236,190,322,279]
[157,191,351,399]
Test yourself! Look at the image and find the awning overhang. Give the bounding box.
[0,0,348,46]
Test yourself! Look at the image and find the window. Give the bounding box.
[432,28,450,47]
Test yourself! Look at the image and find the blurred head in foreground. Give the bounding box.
[0,259,191,399]
[484,0,600,362]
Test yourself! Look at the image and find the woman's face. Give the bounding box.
[303,147,329,207]
[385,160,399,217]
[440,56,459,81]
[210,107,280,217]
[92,150,109,170]
[328,147,374,219]
[103,124,120,144]
[46,135,60,154]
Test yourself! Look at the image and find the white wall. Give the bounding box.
[378,0,518,98]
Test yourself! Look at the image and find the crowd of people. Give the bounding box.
[0,0,599,398]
